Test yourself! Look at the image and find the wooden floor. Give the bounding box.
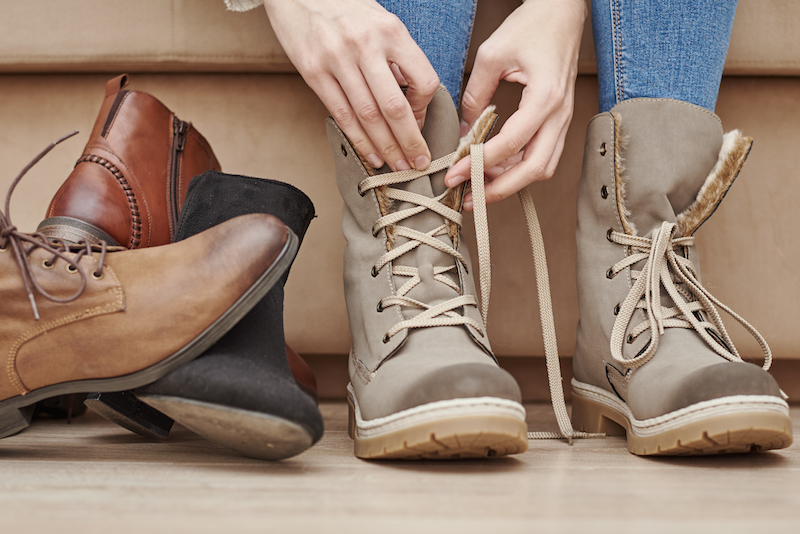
[1,403,799,533]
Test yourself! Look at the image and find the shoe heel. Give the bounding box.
[347,394,356,440]
[0,403,35,439]
[571,394,626,436]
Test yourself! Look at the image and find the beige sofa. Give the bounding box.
[1,0,797,399]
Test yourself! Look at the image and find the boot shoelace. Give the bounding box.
[360,143,602,444]
[607,221,772,371]
[0,132,109,321]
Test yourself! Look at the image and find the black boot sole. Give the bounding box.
[138,394,316,461]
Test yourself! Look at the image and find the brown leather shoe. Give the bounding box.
[0,138,298,440]
[37,74,220,249]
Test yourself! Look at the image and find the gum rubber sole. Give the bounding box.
[347,385,528,460]
[571,379,793,456]
[0,229,298,440]
[139,395,315,461]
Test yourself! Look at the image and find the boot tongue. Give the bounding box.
[386,88,461,318]
[616,100,723,236]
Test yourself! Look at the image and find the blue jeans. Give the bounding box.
[377,0,477,106]
[379,0,737,113]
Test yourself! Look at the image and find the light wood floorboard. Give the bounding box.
[1,403,799,533]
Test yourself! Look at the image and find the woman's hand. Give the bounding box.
[263,0,439,171]
[444,0,586,210]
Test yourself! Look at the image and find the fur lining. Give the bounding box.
[443,106,498,241]
[611,112,636,236]
[224,0,262,12]
[676,130,753,236]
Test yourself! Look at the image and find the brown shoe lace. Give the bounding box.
[0,132,109,320]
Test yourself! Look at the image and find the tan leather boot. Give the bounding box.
[0,138,297,440]
[327,87,527,459]
[37,74,220,249]
[571,98,792,455]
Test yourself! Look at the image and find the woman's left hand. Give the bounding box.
[444,0,586,210]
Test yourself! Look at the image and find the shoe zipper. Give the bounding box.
[169,118,189,240]
[101,89,130,137]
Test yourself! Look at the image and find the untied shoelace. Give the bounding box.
[606,222,772,371]
[359,143,600,444]
[0,132,109,321]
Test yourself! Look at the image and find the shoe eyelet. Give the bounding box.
[41,259,55,269]
[341,144,348,157]
[600,185,609,199]
[382,334,390,344]
[376,302,384,313]
[371,266,379,277]
[606,268,615,279]
[91,271,104,281]
[626,334,634,344]
[606,228,614,242]
[600,142,607,156]
[613,303,620,315]
[66,264,79,274]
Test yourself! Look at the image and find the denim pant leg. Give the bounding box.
[592,0,738,113]
[377,0,477,106]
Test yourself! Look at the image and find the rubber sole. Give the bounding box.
[0,229,298,440]
[571,379,793,455]
[84,391,174,439]
[139,394,315,461]
[347,384,528,460]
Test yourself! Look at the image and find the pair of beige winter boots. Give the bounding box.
[328,87,792,459]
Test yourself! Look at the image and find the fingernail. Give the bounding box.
[460,120,469,136]
[417,119,423,130]
[414,155,430,170]
[463,199,473,211]
[367,154,383,169]
[395,159,411,171]
[448,175,465,188]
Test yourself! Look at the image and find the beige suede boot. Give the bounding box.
[326,87,528,459]
[571,98,792,455]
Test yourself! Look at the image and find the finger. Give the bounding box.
[481,118,564,204]
[460,46,503,129]
[362,60,432,170]
[312,74,384,169]
[336,67,411,171]
[389,35,439,130]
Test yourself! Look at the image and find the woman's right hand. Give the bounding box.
[263,0,438,171]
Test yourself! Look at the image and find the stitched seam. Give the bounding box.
[612,0,623,105]
[77,155,142,248]
[105,92,130,135]
[7,282,124,395]
[614,98,722,123]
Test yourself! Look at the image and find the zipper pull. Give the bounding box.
[174,120,189,152]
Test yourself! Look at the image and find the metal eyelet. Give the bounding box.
[606,228,614,242]
[626,334,634,344]
[341,144,348,157]
[382,334,390,344]
[371,266,379,277]
[606,268,615,279]
[66,264,79,274]
[91,271,104,281]
[600,185,609,199]
[41,259,55,269]
[613,303,620,315]
[600,142,607,156]
[376,302,384,313]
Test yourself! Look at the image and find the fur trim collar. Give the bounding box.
[676,130,753,236]
[611,112,752,237]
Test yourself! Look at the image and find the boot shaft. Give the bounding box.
[40,74,220,249]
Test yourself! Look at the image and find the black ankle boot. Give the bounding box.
[87,171,322,460]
